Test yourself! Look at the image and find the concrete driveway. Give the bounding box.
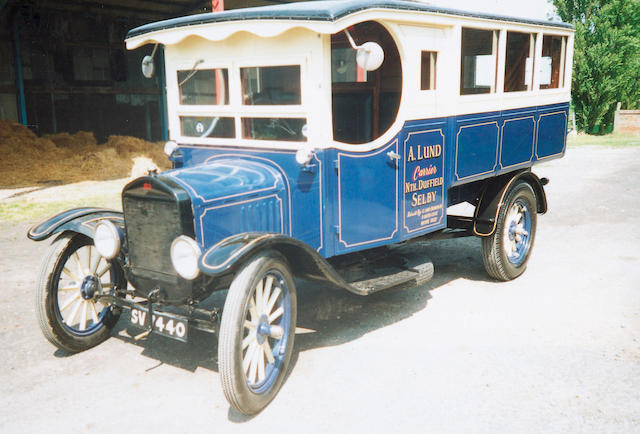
[1,145,638,433]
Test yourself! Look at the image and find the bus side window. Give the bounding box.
[421,51,437,90]
[460,28,498,95]
[504,32,536,92]
[331,21,402,145]
[540,35,567,89]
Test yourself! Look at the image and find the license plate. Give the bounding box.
[130,308,188,342]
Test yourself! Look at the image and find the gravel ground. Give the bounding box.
[0,145,638,433]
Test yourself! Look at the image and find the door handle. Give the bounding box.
[387,151,401,161]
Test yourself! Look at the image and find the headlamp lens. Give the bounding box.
[94,221,121,260]
[170,236,202,280]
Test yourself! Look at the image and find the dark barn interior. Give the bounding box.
[0,1,296,142]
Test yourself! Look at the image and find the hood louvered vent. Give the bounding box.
[200,195,283,245]
[240,198,281,233]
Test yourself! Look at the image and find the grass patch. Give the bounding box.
[0,180,124,223]
[567,133,640,147]
[0,197,122,223]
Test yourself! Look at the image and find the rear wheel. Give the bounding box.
[482,181,537,281]
[35,233,123,353]
[218,251,296,415]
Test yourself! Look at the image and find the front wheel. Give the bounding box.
[35,233,124,353]
[218,251,297,415]
[482,181,537,281]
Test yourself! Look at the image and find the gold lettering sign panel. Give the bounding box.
[403,129,446,233]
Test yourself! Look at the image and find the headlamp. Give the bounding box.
[94,220,122,260]
[170,236,202,280]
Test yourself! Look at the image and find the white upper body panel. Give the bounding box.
[126,0,574,152]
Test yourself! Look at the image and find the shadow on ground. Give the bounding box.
[104,237,488,371]
[47,235,492,420]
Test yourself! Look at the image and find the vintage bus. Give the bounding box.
[29,0,574,415]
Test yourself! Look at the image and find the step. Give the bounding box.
[330,247,434,295]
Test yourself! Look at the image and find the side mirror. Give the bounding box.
[141,44,159,79]
[141,55,154,78]
[295,148,314,166]
[356,42,384,71]
[344,30,385,71]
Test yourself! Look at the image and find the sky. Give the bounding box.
[419,0,559,21]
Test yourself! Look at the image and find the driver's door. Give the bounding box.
[332,140,400,255]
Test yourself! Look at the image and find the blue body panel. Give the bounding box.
[169,147,325,256]
[166,158,290,248]
[402,117,448,236]
[451,103,568,186]
[170,102,568,259]
[333,140,399,250]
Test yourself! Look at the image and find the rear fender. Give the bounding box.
[27,208,124,241]
[473,170,548,236]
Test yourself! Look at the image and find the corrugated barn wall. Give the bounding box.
[0,0,296,142]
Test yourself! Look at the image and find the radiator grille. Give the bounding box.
[124,197,182,274]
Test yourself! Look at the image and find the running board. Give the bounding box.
[329,247,434,296]
[349,261,434,295]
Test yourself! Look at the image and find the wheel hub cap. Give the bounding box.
[256,314,270,344]
[503,200,531,265]
[508,221,518,241]
[80,275,100,300]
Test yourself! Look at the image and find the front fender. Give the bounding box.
[27,208,123,241]
[200,232,351,289]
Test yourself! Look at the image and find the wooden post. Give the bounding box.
[212,0,224,12]
[570,110,577,136]
[12,14,27,125]
[613,102,622,133]
[212,1,224,104]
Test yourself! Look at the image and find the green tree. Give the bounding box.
[553,0,640,133]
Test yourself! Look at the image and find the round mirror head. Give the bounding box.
[141,55,155,78]
[295,148,313,166]
[356,42,384,71]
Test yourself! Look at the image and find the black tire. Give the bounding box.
[218,251,297,415]
[35,233,123,353]
[482,181,537,281]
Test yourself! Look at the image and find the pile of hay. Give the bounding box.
[0,120,170,188]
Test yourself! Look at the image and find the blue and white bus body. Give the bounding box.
[125,0,573,261]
